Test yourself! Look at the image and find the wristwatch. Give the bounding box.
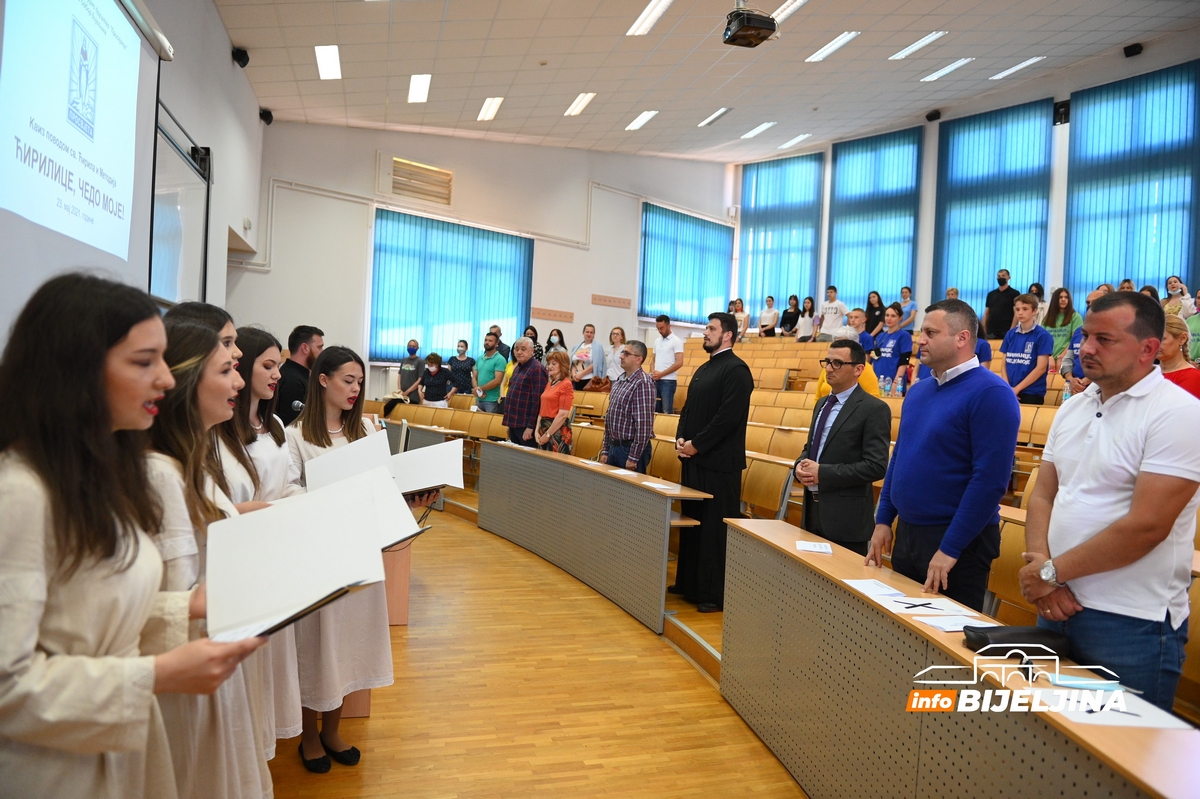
[1040,559,1065,588]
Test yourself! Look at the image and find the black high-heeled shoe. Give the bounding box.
[298,742,331,774]
[320,733,361,766]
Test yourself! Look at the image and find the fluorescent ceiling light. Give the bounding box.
[805,31,859,62]
[627,0,673,36]
[771,0,809,24]
[698,107,731,127]
[626,110,658,131]
[564,93,596,116]
[990,56,1046,80]
[889,31,947,60]
[742,122,777,139]
[408,74,431,103]
[778,133,812,149]
[920,57,975,82]
[477,97,504,122]
[314,45,341,80]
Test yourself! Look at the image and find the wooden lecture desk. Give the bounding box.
[477,439,709,634]
[720,518,1200,799]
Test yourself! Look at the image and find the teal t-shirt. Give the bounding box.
[475,352,507,402]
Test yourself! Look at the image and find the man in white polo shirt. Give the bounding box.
[1019,291,1200,711]
[652,314,685,414]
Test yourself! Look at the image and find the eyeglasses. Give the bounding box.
[819,358,856,370]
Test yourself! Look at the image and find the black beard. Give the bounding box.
[702,339,718,353]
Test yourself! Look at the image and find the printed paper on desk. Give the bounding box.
[390,438,464,494]
[843,579,905,597]
[873,596,976,616]
[913,615,996,633]
[206,468,388,642]
[642,481,678,491]
[304,430,392,491]
[609,469,635,475]
[796,541,833,554]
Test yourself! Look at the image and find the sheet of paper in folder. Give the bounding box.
[304,429,393,491]
[390,438,464,494]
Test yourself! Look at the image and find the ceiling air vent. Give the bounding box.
[390,157,452,205]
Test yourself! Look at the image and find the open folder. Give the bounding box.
[304,429,392,491]
[206,467,418,642]
[390,438,465,494]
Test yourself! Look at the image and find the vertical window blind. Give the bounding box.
[639,202,734,325]
[933,99,1054,317]
[1064,59,1200,299]
[369,208,533,362]
[828,127,923,309]
[738,153,825,313]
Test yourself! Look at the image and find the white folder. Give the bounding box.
[390,439,465,494]
[304,430,392,491]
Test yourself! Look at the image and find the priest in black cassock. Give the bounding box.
[673,312,754,612]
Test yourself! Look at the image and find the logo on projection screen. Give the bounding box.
[67,19,98,141]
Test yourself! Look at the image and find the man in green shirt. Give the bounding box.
[473,332,507,413]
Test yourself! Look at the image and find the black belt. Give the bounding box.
[612,439,634,447]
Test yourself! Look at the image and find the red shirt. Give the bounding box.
[539,379,574,418]
[1163,366,1200,400]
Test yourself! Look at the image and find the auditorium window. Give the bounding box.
[369,208,533,362]
[1064,59,1200,299]
[738,152,824,313]
[933,99,1054,318]
[828,127,923,308]
[639,202,734,325]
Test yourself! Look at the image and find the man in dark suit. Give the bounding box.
[674,312,755,612]
[794,339,891,556]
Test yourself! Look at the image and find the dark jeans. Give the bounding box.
[806,498,869,556]
[1039,608,1188,712]
[508,427,536,448]
[890,519,1000,612]
[609,442,650,474]
[1017,392,1045,405]
[477,400,499,413]
[656,380,677,415]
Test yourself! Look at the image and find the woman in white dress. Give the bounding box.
[286,346,394,773]
[147,319,273,799]
[0,274,262,799]
[219,327,305,759]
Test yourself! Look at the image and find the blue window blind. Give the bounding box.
[1064,60,1200,299]
[933,100,1053,317]
[639,202,734,325]
[828,127,923,309]
[738,153,824,312]
[369,208,533,362]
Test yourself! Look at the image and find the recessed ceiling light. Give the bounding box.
[920,57,975,82]
[478,97,504,122]
[805,31,860,62]
[989,56,1046,80]
[742,122,777,139]
[627,0,673,36]
[888,31,948,60]
[771,0,809,24]
[778,133,812,149]
[314,45,341,80]
[698,107,731,127]
[565,93,596,116]
[408,74,431,103]
[626,110,658,131]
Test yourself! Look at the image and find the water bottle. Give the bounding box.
[882,377,892,396]
[894,376,905,397]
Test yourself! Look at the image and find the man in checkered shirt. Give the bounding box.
[600,340,656,473]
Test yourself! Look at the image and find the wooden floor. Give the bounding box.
[269,511,805,798]
[664,559,725,653]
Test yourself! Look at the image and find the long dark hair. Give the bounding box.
[229,327,286,493]
[0,274,163,576]
[800,297,815,317]
[151,320,229,532]
[163,301,234,331]
[294,346,367,448]
[1043,288,1076,328]
[867,291,884,309]
[547,328,566,349]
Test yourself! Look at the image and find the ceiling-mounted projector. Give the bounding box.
[723,2,776,48]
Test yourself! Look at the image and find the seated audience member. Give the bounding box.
[1060,289,1104,398]
[1158,315,1200,400]
[398,340,425,404]
[794,339,891,556]
[758,296,780,337]
[847,307,875,352]
[867,300,1020,611]
[488,325,511,361]
[815,326,880,398]
[523,326,545,364]
[652,315,685,414]
[569,324,605,390]
[419,353,455,408]
[1000,293,1054,404]
[274,323,324,427]
[473,332,507,413]
[501,338,548,447]
[779,295,801,334]
[448,340,475,396]
[605,327,626,382]
[1162,275,1195,318]
[600,340,656,473]
[1019,291,1200,711]
[536,352,574,452]
[873,304,912,397]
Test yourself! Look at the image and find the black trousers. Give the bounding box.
[761,328,776,337]
[1017,392,1045,405]
[677,463,741,606]
[890,519,1000,612]
[806,498,869,556]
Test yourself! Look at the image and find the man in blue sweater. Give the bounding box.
[866,299,1020,611]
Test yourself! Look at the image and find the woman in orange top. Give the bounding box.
[535,351,575,452]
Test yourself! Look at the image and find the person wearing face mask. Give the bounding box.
[419,352,455,408]
[1027,282,1049,322]
[448,340,475,397]
[1162,275,1196,319]
[545,329,568,357]
[523,326,545,364]
[983,269,1020,339]
[397,340,425,405]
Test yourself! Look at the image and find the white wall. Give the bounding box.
[144,0,263,303]
[226,122,728,394]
